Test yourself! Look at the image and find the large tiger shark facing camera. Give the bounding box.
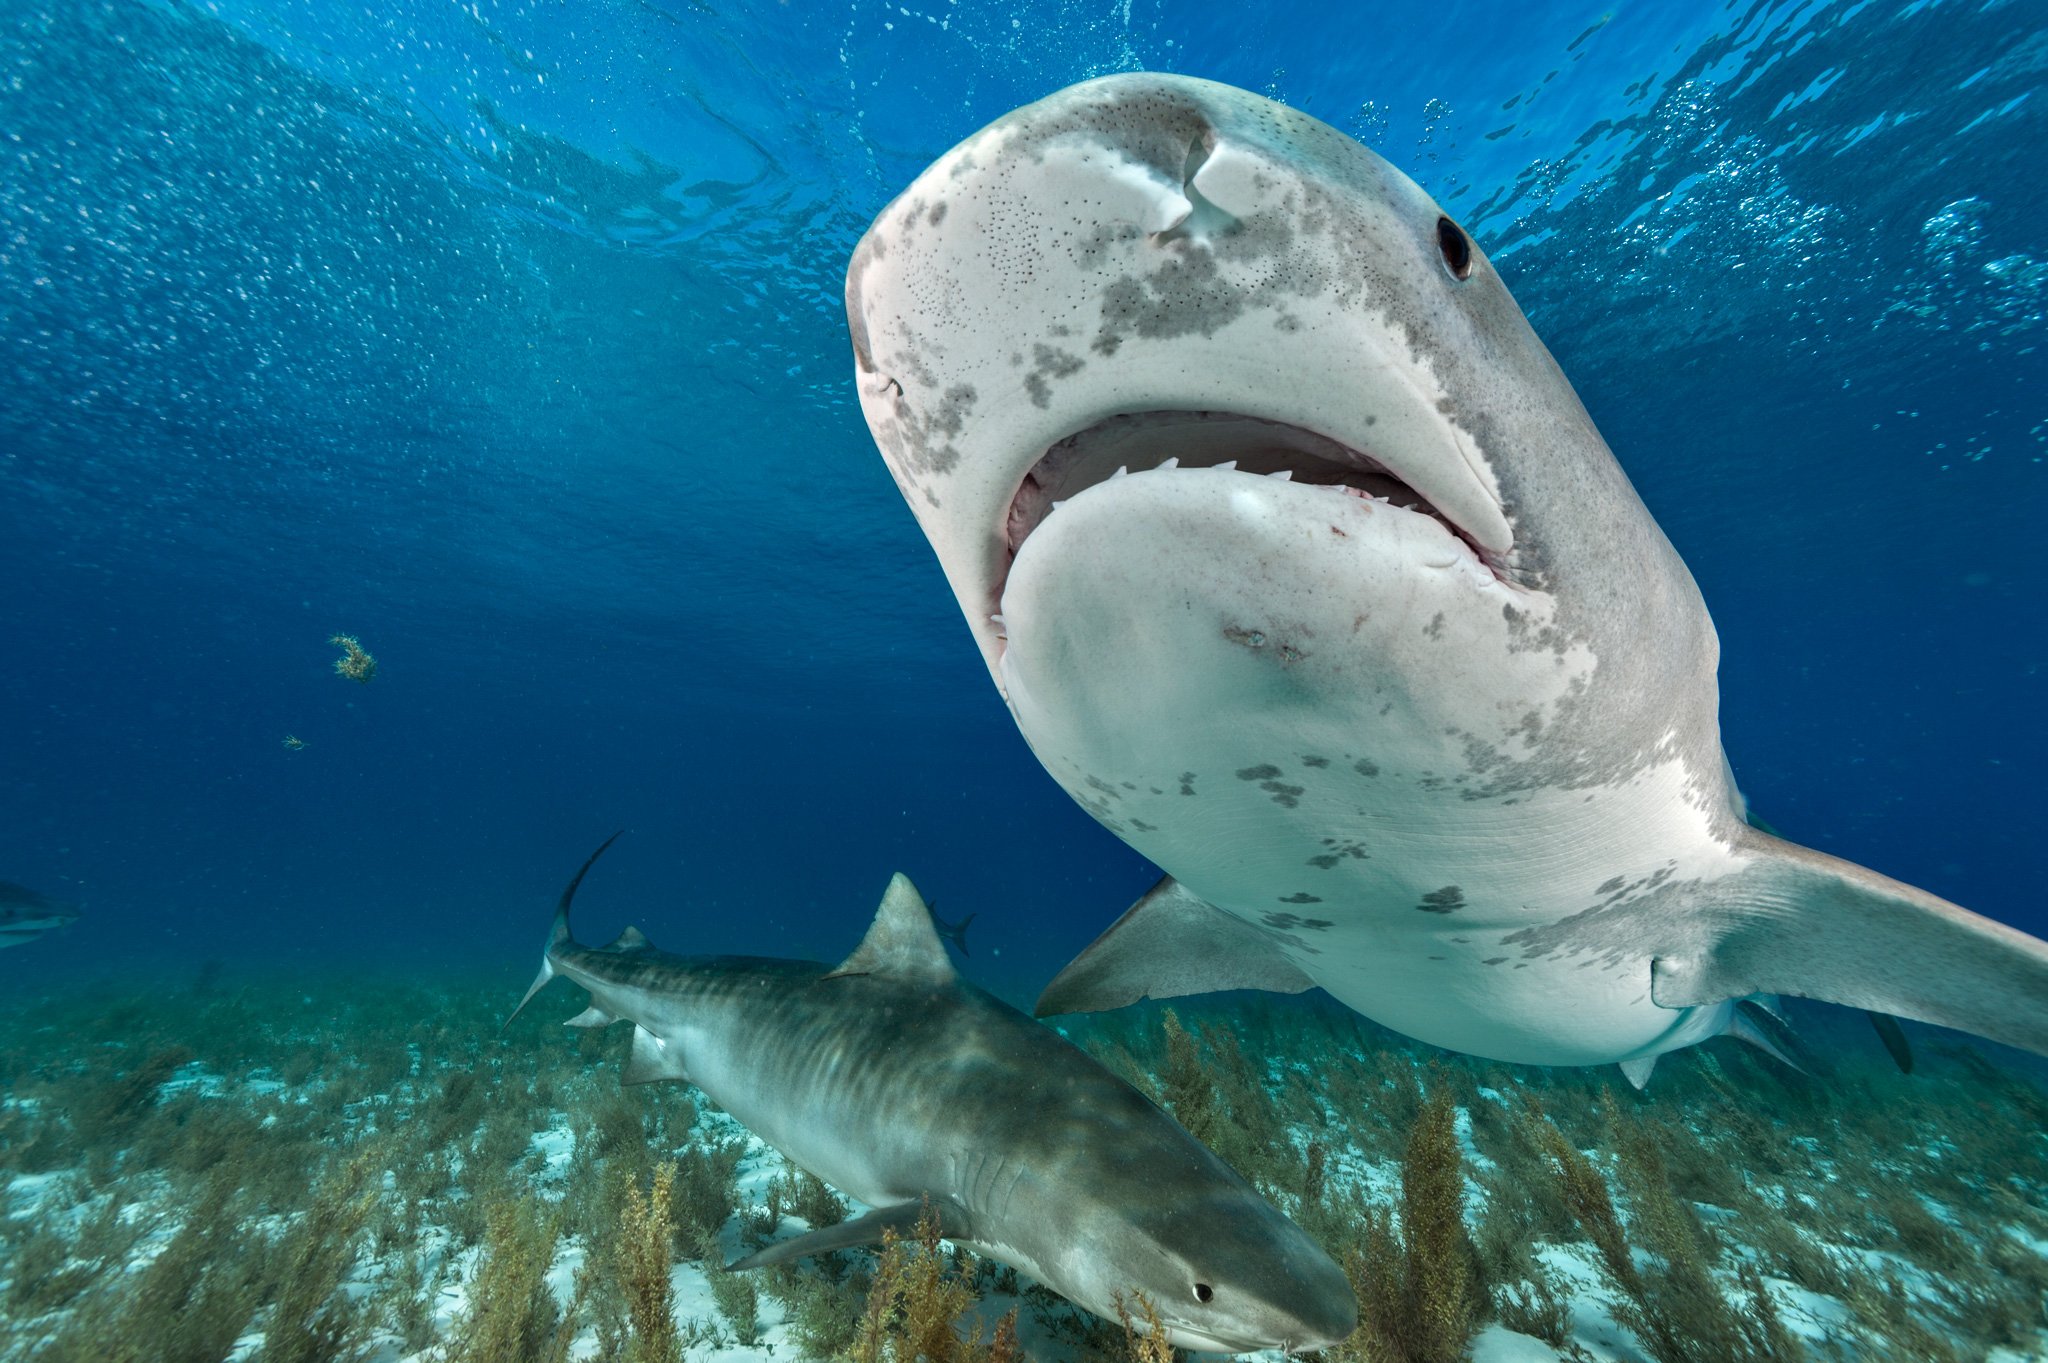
[846,74,2048,1080]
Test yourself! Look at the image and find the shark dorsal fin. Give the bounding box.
[826,874,955,984]
[606,925,654,953]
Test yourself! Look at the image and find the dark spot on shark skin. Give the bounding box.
[1224,625,1268,649]
[1418,885,1466,914]
[1310,838,1369,870]
[1237,764,1283,781]
[1597,876,1625,895]
[1023,343,1086,409]
[927,201,947,226]
[879,381,977,481]
[1265,910,1332,927]
[1274,893,1325,906]
[1131,818,1156,832]
[1179,771,1197,796]
[1301,755,1330,768]
[1354,758,1379,777]
[1261,780,1304,808]
[1424,612,1446,640]
[1482,956,1509,966]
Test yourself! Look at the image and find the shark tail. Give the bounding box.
[504,831,624,1031]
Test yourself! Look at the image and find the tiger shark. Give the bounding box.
[509,837,1356,1353]
[0,882,80,948]
[845,73,2048,1080]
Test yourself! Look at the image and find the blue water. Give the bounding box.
[2,0,2042,1007]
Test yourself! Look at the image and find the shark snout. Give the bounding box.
[1253,1228,1359,1352]
[1143,1192,1357,1353]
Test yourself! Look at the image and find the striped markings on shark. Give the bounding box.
[0,882,80,948]
[508,836,1357,1354]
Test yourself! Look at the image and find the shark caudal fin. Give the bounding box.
[505,831,624,1030]
[929,905,974,957]
[1652,831,2048,1060]
[1035,876,1316,1017]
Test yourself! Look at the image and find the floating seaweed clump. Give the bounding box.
[0,976,2043,1362]
[329,634,377,684]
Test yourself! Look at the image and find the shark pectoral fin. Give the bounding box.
[1034,877,1316,1018]
[726,1196,974,1272]
[1652,836,2048,1059]
[621,1025,690,1085]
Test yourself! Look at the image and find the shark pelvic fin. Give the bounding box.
[605,925,654,953]
[1034,876,1316,1018]
[622,1025,690,1085]
[566,1005,617,1029]
[1618,1055,1657,1090]
[727,1196,975,1272]
[824,873,956,984]
[1652,832,2048,1060]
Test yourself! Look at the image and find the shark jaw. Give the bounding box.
[997,409,1515,630]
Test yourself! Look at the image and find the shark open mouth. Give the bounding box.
[998,411,1510,609]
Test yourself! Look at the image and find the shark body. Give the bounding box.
[0,882,80,948]
[510,838,1355,1353]
[845,74,2048,1076]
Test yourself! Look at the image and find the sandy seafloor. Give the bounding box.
[2,973,2045,1363]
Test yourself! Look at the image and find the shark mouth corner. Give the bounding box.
[995,409,1516,619]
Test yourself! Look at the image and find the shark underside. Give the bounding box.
[844,73,2048,1077]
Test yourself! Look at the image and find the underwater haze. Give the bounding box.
[3,2,2048,1362]
[4,0,2043,992]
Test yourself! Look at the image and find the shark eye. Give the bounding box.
[1193,1281,1215,1303]
[1436,216,1473,281]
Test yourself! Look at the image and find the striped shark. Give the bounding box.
[0,882,80,948]
[845,73,2048,1081]
[508,837,1356,1353]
